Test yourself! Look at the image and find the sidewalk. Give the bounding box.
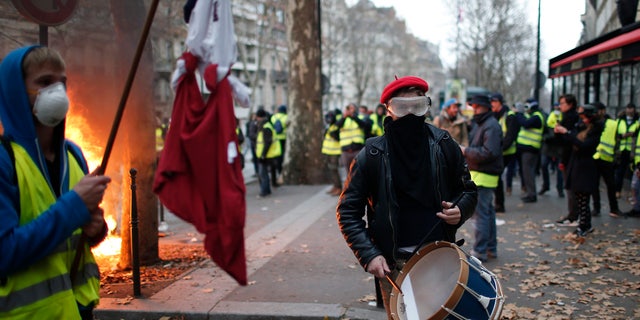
[95,167,640,319]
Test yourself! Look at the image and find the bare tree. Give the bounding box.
[450,0,536,103]
[285,0,325,184]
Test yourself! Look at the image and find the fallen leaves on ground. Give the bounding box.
[98,243,209,298]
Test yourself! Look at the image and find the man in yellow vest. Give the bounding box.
[336,103,369,172]
[255,108,282,198]
[539,102,564,197]
[591,102,621,217]
[0,46,112,319]
[322,111,342,196]
[614,103,638,198]
[490,93,519,212]
[461,95,503,262]
[370,104,386,137]
[271,105,288,183]
[516,98,545,203]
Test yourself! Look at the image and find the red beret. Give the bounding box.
[380,76,429,104]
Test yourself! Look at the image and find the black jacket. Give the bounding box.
[336,124,477,270]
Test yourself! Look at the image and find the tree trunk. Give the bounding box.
[285,0,325,184]
[110,0,160,269]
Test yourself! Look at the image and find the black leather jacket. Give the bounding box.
[337,124,477,270]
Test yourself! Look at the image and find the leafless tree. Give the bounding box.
[450,0,536,103]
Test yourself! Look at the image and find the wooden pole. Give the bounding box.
[98,0,159,174]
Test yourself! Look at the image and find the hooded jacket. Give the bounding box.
[0,46,92,277]
[336,124,477,270]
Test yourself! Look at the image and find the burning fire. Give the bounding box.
[66,90,122,258]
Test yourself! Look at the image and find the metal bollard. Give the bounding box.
[130,168,141,297]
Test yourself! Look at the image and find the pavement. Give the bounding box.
[94,162,640,320]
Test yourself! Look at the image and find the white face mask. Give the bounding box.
[33,82,69,127]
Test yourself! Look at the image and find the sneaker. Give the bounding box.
[538,188,549,195]
[608,210,622,218]
[574,226,594,237]
[556,218,578,227]
[487,251,498,259]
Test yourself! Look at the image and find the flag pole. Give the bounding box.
[97,0,160,175]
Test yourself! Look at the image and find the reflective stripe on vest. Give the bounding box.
[499,111,516,155]
[617,119,638,151]
[0,143,86,319]
[516,111,544,149]
[271,113,287,141]
[470,170,499,188]
[321,124,341,155]
[339,118,365,147]
[256,122,282,159]
[594,119,617,162]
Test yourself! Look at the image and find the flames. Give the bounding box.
[66,91,122,258]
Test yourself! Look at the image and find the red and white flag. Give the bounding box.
[153,0,248,285]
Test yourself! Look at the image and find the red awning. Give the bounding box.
[550,28,640,69]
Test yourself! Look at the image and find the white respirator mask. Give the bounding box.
[32,82,69,127]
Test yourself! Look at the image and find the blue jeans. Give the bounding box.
[473,187,497,259]
[258,159,275,196]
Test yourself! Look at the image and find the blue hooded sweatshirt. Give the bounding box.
[0,45,91,276]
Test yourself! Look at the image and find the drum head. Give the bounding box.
[390,242,469,320]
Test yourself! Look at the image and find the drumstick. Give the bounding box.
[385,273,403,295]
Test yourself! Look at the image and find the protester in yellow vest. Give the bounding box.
[0,46,111,320]
[271,105,288,182]
[591,102,621,217]
[256,109,282,198]
[322,111,342,196]
[490,93,519,212]
[370,104,386,137]
[461,95,503,262]
[336,103,369,172]
[539,102,564,197]
[516,98,544,203]
[614,103,639,197]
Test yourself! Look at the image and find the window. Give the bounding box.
[633,63,640,105]
[600,68,609,107]
[621,65,633,107]
[609,66,620,110]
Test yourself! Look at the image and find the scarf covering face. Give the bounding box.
[385,115,431,206]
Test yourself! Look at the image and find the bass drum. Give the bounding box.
[389,241,504,320]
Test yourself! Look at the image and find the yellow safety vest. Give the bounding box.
[594,118,617,162]
[339,118,365,148]
[634,132,640,166]
[499,110,517,156]
[321,124,341,156]
[271,113,287,141]
[516,111,544,149]
[617,118,638,152]
[0,143,98,319]
[155,128,164,153]
[256,122,282,159]
[546,111,562,128]
[370,113,385,136]
[470,170,499,188]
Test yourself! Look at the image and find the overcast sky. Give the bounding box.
[361,0,586,72]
